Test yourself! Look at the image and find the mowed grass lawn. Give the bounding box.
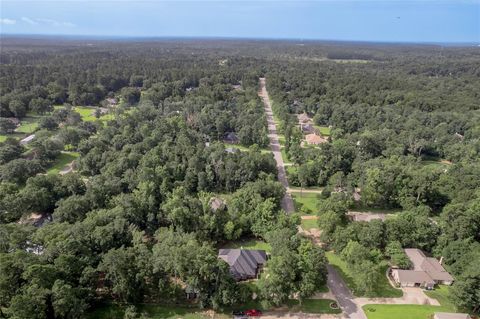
[73,106,114,122]
[16,117,40,134]
[301,218,318,230]
[313,125,331,136]
[222,238,272,252]
[47,152,80,174]
[89,299,340,319]
[88,303,230,319]
[325,252,402,298]
[288,299,341,314]
[363,304,454,319]
[291,192,321,215]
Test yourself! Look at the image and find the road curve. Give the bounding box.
[258,78,295,214]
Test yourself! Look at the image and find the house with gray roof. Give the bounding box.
[218,249,267,281]
[391,248,454,289]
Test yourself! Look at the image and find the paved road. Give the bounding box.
[258,78,295,214]
[327,266,367,319]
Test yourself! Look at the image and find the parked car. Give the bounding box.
[245,309,262,317]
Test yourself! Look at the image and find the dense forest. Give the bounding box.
[0,38,479,318]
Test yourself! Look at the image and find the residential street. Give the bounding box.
[259,78,295,213]
[260,77,367,319]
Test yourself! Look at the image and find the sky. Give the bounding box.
[1,0,479,43]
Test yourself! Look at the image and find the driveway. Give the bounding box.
[259,77,295,214]
[327,266,368,319]
[355,287,440,306]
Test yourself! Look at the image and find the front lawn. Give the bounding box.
[88,303,230,319]
[285,299,341,314]
[291,192,321,214]
[222,238,271,252]
[326,252,402,298]
[47,152,80,174]
[363,304,454,319]
[424,285,456,312]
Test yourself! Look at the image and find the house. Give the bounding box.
[106,98,117,106]
[18,213,53,228]
[305,133,327,145]
[223,132,239,144]
[209,197,225,212]
[300,123,315,133]
[297,112,312,124]
[434,313,471,319]
[391,248,454,289]
[218,249,267,281]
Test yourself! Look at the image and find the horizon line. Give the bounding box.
[1,33,479,47]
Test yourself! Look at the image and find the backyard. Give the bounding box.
[46,152,80,174]
[221,238,272,252]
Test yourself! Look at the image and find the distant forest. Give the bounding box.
[0,38,479,318]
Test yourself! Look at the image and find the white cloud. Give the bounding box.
[0,18,16,25]
[20,17,75,27]
[21,17,38,25]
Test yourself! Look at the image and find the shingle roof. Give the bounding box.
[404,248,454,282]
[395,270,435,285]
[218,249,267,280]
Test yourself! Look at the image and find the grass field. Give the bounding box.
[301,218,319,230]
[47,152,80,174]
[326,252,402,298]
[313,125,331,136]
[16,117,40,134]
[222,238,272,252]
[291,192,321,214]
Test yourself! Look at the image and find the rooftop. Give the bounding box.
[434,313,471,319]
[218,249,267,281]
[404,248,454,282]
